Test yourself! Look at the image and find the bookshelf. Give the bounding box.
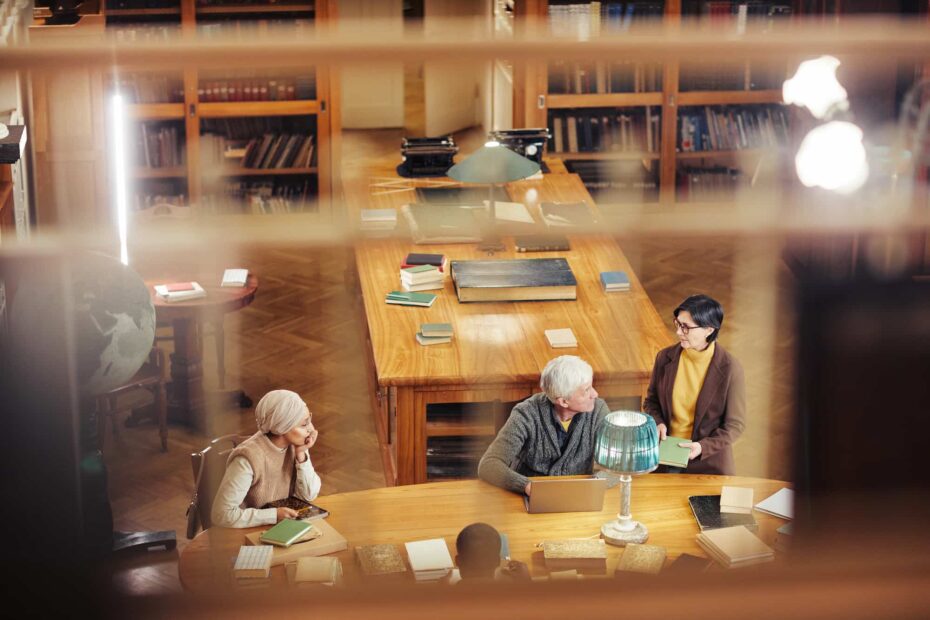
[514,0,794,204]
[103,0,337,218]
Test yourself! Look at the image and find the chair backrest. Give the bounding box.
[187,433,250,539]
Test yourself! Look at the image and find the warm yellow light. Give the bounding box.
[795,121,869,194]
[783,56,849,120]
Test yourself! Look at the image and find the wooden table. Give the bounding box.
[346,166,673,484]
[178,475,790,592]
[147,274,258,430]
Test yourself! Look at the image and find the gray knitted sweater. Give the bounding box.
[477,392,610,493]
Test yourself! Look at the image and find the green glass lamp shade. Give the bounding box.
[447,141,541,184]
[595,411,659,475]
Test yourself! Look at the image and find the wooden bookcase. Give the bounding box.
[514,0,792,204]
[104,0,338,219]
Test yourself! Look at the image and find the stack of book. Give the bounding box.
[153,282,206,303]
[401,265,444,292]
[402,252,448,273]
[385,291,437,307]
[600,270,630,292]
[360,208,397,236]
[417,323,453,346]
[696,525,775,569]
[233,545,273,587]
[404,538,454,582]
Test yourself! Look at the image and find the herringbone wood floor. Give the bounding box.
[104,127,795,595]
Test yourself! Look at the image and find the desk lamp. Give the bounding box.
[594,410,659,546]
[447,140,540,252]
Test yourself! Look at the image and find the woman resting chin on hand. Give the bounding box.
[211,389,322,528]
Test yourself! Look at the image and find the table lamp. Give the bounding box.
[447,140,541,252]
[594,410,659,546]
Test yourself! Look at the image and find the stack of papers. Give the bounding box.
[234,545,273,580]
[696,526,774,569]
[545,328,577,348]
[153,282,206,303]
[754,488,794,519]
[720,486,754,514]
[404,538,454,582]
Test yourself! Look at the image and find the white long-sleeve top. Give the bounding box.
[211,450,321,528]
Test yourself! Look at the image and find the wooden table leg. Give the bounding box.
[395,386,418,485]
[166,317,206,430]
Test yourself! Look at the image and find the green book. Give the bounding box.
[420,322,453,337]
[402,265,439,274]
[259,519,313,548]
[659,437,691,468]
[385,291,437,307]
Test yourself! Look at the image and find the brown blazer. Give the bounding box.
[642,343,746,475]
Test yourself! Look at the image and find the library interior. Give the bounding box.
[1,0,930,615]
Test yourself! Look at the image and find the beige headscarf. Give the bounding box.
[255,389,308,435]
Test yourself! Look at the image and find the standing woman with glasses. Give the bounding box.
[212,389,322,528]
[643,294,746,475]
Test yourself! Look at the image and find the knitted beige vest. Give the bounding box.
[227,431,296,509]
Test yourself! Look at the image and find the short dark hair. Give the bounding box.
[455,522,501,578]
[674,294,724,343]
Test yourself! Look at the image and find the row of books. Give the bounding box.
[548,60,663,95]
[548,107,661,154]
[112,74,184,104]
[202,132,316,170]
[678,60,785,92]
[548,2,664,38]
[197,76,316,103]
[132,191,187,211]
[696,0,792,21]
[137,122,185,168]
[200,116,315,141]
[196,0,313,6]
[109,24,179,41]
[199,179,315,214]
[677,104,789,152]
[106,0,178,9]
[565,160,659,203]
[678,165,743,201]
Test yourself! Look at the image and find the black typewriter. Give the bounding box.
[488,128,552,172]
[396,136,458,178]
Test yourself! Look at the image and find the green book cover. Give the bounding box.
[402,265,438,274]
[659,437,691,468]
[421,322,453,337]
[385,291,437,306]
[259,519,312,548]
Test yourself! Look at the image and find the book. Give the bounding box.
[658,437,691,468]
[450,258,578,303]
[288,556,343,586]
[754,488,794,520]
[697,526,774,568]
[514,234,571,252]
[245,518,348,567]
[355,544,408,577]
[402,253,447,272]
[402,281,445,293]
[544,328,578,348]
[482,200,536,225]
[599,271,631,292]
[221,268,249,288]
[543,539,608,573]
[616,543,667,575]
[404,538,454,581]
[401,204,483,244]
[720,486,754,514]
[416,332,452,346]
[233,544,273,579]
[688,495,759,532]
[153,281,206,303]
[540,201,598,228]
[421,323,453,338]
[261,497,329,521]
[164,282,195,292]
[401,264,443,284]
[259,519,313,548]
[664,553,712,575]
[385,291,437,307]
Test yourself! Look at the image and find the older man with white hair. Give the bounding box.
[478,355,609,496]
[212,389,322,528]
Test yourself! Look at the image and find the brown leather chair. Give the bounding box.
[96,346,168,452]
[186,434,250,539]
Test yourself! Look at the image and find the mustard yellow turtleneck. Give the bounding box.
[670,341,716,440]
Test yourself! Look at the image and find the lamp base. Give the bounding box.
[601,520,648,546]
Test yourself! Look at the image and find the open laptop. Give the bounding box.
[523,477,608,514]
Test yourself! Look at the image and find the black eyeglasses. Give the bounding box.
[674,318,701,335]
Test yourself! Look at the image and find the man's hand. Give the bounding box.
[276,507,298,522]
[524,481,532,496]
[678,441,702,460]
[503,560,531,581]
[657,423,668,441]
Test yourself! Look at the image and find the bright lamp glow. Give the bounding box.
[783,56,849,120]
[111,93,129,265]
[484,140,501,148]
[795,121,869,194]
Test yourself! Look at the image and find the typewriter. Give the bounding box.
[396,136,458,178]
[488,128,552,172]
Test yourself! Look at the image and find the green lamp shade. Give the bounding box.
[446,142,541,184]
[594,411,659,474]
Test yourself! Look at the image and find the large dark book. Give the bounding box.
[688,495,759,532]
[400,204,483,244]
[451,258,577,303]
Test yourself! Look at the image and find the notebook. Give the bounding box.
[754,488,794,519]
[234,545,273,579]
[545,328,577,348]
[697,526,774,568]
[356,544,408,577]
[658,437,690,468]
[720,486,754,514]
[221,268,249,287]
[404,538,454,581]
[290,556,343,586]
[616,543,667,575]
[259,519,313,547]
[688,495,758,532]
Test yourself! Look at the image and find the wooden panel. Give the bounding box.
[128,103,184,120]
[547,92,664,109]
[677,90,782,106]
[549,151,660,161]
[198,101,320,118]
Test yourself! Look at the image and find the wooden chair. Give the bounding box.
[186,434,250,539]
[96,346,168,452]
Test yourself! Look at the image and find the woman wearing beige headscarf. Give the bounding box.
[212,390,322,528]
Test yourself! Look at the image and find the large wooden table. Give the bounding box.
[346,165,673,485]
[178,475,790,592]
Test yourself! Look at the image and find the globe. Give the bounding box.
[10,251,156,396]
